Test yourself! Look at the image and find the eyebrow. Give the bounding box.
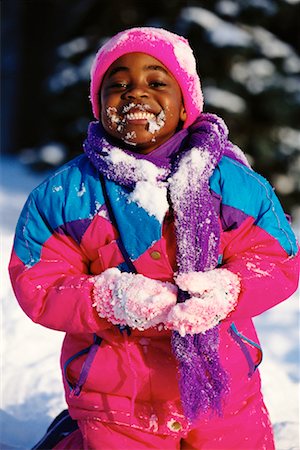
[146,65,168,75]
[108,65,169,77]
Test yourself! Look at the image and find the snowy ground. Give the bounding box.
[1,156,299,450]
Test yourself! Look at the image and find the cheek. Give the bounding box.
[100,93,111,119]
[165,100,183,125]
[164,93,183,116]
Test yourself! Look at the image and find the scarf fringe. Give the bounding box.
[172,329,229,421]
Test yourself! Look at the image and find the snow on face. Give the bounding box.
[106,106,122,126]
[105,103,166,144]
[124,131,137,145]
[147,110,166,134]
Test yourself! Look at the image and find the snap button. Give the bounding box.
[171,421,182,431]
[150,250,161,260]
[168,420,182,432]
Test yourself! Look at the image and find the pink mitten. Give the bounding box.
[166,269,240,336]
[92,268,178,330]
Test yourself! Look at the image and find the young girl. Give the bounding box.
[9,27,299,449]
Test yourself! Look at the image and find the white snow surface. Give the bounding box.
[0,156,299,449]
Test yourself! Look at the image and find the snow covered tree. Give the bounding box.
[2,0,299,215]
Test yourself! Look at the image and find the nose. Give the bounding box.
[122,84,149,100]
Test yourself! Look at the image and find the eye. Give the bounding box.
[108,81,128,89]
[149,80,167,88]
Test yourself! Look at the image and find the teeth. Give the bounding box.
[122,103,151,113]
[126,112,155,121]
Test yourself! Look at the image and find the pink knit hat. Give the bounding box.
[90,27,204,128]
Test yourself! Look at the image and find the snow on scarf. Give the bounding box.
[83,113,250,421]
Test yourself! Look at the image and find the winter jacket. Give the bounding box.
[9,153,299,437]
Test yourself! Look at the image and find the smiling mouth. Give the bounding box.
[125,111,156,121]
[106,105,165,134]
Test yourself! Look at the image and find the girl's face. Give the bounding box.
[100,52,186,154]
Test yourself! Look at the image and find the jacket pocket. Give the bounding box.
[97,240,124,273]
[64,334,102,397]
[229,322,262,377]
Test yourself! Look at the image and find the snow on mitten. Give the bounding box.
[175,268,240,298]
[92,268,178,330]
[166,269,240,336]
[113,272,178,330]
[92,268,126,326]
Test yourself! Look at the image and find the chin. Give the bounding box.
[121,134,158,153]
[124,143,155,155]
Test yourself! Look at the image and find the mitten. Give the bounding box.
[166,269,240,336]
[92,268,178,330]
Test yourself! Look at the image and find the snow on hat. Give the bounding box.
[90,27,203,128]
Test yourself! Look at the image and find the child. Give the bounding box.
[9,27,299,449]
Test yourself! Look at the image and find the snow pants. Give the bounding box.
[54,395,275,450]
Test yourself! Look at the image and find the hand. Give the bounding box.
[166,269,240,336]
[92,268,178,330]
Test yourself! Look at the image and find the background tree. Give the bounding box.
[1,0,299,215]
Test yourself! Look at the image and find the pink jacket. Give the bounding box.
[9,154,299,437]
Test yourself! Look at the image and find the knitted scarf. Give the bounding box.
[83,113,250,421]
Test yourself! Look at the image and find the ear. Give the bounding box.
[180,104,187,122]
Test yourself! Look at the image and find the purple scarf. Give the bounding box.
[83,113,250,421]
